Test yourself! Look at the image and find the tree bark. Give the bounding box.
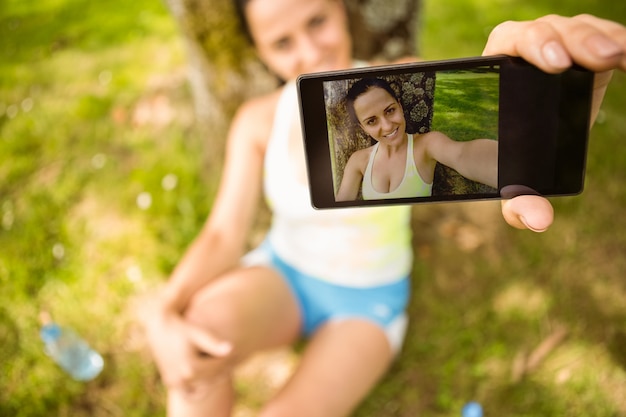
[345,0,423,61]
[165,0,277,153]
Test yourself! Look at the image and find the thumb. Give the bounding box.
[183,322,232,357]
[501,195,554,232]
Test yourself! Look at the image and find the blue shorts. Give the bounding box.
[242,241,411,352]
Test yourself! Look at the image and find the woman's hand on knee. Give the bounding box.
[163,318,233,390]
[140,295,233,389]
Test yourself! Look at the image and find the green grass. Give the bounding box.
[1,0,625,416]
[0,1,207,415]
[432,71,499,141]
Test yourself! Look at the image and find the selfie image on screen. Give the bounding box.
[322,66,500,202]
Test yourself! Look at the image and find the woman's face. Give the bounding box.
[353,87,407,145]
[245,0,352,81]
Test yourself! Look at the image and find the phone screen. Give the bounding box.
[297,56,594,209]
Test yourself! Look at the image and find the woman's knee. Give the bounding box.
[181,266,302,356]
[181,281,247,357]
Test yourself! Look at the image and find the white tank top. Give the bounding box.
[362,135,433,200]
[262,81,413,287]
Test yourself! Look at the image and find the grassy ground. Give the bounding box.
[432,71,499,141]
[1,0,625,416]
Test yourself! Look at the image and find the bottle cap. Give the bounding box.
[39,311,53,325]
[462,401,483,417]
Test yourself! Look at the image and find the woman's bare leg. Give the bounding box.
[166,265,303,417]
[259,319,395,417]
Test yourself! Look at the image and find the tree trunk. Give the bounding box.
[345,0,423,61]
[164,0,278,163]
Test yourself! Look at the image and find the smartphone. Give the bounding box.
[297,55,594,209]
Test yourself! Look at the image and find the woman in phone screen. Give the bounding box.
[336,77,498,201]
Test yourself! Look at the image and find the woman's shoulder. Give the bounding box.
[236,89,282,126]
[347,145,375,167]
[414,130,448,145]
[230,88,283,147]
[414,130,440,139]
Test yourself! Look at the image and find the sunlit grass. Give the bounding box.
[432,71,499,141]
[1,0,198,414]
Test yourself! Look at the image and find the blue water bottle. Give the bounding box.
[39,313,104,381]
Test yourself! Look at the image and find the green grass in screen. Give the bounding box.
[431,71,499,141]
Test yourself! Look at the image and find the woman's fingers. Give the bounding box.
[484,18,571,72]
[483,14,626,73]
[571,14,626,70]
[184,321,233,358]
[157,323,232,389]
[501,195,554,232]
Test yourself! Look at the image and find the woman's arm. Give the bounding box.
[161,97,274,312]
[336,150,368,201]
[142,93,278,389]
[422,132,498,189]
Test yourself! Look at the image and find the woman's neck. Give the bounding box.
[378,133,409,157]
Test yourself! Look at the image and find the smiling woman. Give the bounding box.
[142,2,422,416]
[335,76,498,201]
[324,72,435,198]
[139,0,626,414]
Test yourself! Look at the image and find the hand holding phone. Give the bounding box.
[297,56,594,209]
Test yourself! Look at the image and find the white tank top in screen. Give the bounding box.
[362,135,433,200]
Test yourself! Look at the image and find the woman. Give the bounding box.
[141,1,626,415]
[336,77,497,201]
